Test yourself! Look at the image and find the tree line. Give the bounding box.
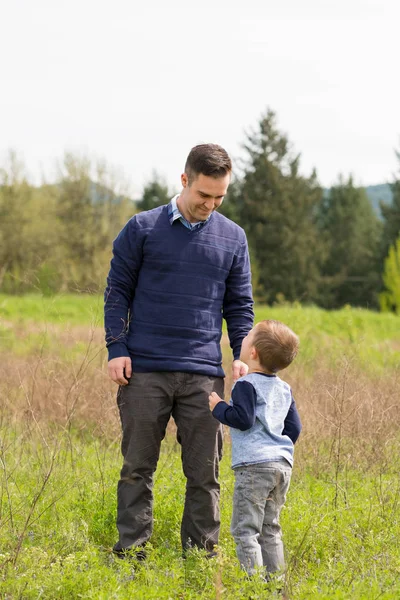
[0,109,399,311]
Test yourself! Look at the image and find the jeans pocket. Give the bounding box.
[235,469,267,507]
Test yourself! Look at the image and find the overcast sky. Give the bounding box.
[1,0,399,195]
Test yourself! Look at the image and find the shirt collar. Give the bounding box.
[168,195,208,230]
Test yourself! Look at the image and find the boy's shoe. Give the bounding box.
[112,543,147,561]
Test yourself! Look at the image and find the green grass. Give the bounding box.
[1,431,400,599]
[0,293,104,326]
[1,293,399,372]
[1,294,400,597]
[1,294,399,339]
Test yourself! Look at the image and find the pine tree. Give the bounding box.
[320,177,382,308]
[227,109,324,303]
[137,172,170,211]
[381,148,400,258]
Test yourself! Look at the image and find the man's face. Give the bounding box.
[178,172,230,223]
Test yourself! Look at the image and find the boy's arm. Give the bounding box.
[211,381,257,431]
[282,394,302,443]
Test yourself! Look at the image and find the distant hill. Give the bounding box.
[365,184,393,217]
[324,183,393,218]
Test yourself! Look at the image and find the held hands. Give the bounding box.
[209,391,224,411]
[108,356,132,385]
[232,359,248,381]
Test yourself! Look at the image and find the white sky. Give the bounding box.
[1,0,399,195]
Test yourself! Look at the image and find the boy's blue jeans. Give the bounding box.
[231,460,292,577]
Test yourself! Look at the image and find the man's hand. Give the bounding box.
[232,359,248,381]
[209,391,224,411]
[108,356,132,385]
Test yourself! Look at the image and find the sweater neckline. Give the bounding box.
[165,204,214,233]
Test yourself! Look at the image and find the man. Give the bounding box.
[104,143,254,558]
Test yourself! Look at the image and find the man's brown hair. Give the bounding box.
[253,320,299,373]
[184,144,232,184]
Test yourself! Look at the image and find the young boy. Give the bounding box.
[209,319,301,580]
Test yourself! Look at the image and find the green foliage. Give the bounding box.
[319,176,382,309]
[380,238,400,313]
[381,149,400,258]
[56,153,134,292]
[0,130,398,310]
[223,109,325,303]
[137,172,171,211]
[0,152,134,295]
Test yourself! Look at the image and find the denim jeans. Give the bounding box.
[115,371,224,553]
[231,460,292,577]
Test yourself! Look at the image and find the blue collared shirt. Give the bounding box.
[168,195,209,231]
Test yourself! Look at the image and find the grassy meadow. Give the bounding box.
[1,294,400,599]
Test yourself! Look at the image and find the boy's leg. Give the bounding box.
[115,372,174,552]
[259,461,292,575]
[172,373,224,554]
[231,466,267,576]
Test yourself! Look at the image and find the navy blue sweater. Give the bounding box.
[104,205,254,377]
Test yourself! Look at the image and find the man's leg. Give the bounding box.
[172,373,224,554]
[115,372,173,552]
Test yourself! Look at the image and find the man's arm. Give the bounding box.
[222,231,254,366]
[282,395,302,443]
[210,381,257,431]
[104,216,143,382]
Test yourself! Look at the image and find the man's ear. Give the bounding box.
[181,173,188,188]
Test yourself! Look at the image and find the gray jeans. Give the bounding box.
[115,371,224,553]
[231,460,292,577]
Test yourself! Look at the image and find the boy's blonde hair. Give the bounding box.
[252,320,299,373]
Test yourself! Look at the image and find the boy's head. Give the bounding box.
[240,320,299,373]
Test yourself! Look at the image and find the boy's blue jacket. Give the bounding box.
[212,372,302,468]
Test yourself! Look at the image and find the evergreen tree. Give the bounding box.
[381,148,400,258]
[320,177,382,308]
[225,109,324,303]
[137,172,170,211]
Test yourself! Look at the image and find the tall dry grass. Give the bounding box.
[1,323,399,473]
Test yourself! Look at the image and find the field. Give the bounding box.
[1,294,400,599]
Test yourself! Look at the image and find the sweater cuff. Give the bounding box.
[107,342,130,361]
[212,401,227,422]
[232,345,241,361]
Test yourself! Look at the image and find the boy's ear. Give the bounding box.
[250,346,258,360]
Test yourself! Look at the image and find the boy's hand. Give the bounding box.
[209,391,224,411]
